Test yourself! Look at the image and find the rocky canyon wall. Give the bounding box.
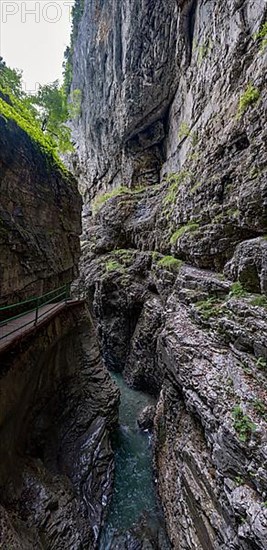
[71,0,267,549]
[0,304,119,549]
[0,113,81,305]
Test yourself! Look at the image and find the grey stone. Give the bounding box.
[224,238,267,293]
[137,405,156,431]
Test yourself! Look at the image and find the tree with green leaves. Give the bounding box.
[0,57,23,97]
[0,59,81,155]
[31,81,73,153]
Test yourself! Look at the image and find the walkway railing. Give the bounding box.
[0,283,71,341]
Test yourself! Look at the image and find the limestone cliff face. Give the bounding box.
[72,0,179,193]
[0,115,81,305]
[72,0,267,548]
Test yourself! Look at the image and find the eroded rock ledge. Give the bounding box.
[74,193,267,548]
[0,305,119,549]
[70,0,267,547]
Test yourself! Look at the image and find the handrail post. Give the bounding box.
[65,283,70,303]
[35,297,39,326]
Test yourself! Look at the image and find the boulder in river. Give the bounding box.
[137,405,156,432]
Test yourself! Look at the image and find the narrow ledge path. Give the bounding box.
[0,300,84,354]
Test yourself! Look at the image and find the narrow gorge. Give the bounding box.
[0,1,267,549]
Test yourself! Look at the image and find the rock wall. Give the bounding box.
[71,0,180,193]
[71,0,267,548]
[75,203,267,548]
[0,304,119,549]
[0,115,81,305]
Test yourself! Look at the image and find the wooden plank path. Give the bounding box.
[0,300,83,354]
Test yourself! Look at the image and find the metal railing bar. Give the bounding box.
[0,289,67,327]
[0,284,69,312]
[3,291,65,328]
[0,283,75,344]
[0,300,66,341]
[0,296,38,312]
[40,291,66,308]
[0,305,38,327]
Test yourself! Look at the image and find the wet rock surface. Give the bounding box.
[75,231,267,548]
[137,405,156,432]
[224,237,267,293]
[0,306,119,548]
[70,0,267,548]
[107,512,171,550]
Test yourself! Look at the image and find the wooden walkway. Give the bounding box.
[0,300,83,354]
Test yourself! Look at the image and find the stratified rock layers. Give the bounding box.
[0,116,81,304]
[71,0,267,548]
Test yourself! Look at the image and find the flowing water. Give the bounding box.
[99,372,170,549]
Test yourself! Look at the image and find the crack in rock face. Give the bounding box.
[1,0,267,548]
[69,0,267,526]
[70,0,267,539]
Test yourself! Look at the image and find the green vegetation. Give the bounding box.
[229,282,247,298]
[253,399,267,418]
[113,249,135,265]
[195,296,223,320]
[250,295,267,308]
[0,57,82,167]
[213,212,224,224]
[177,124,199,147]
[226,207,240,219]
[178,121,190,140]
[30,81,76,153]
[197,39,211,65]
[151,251,161,261]
[256,357,267,371]
[234,476,244,486]
[241,363,253,377]
[105,259,124,273]
[163,171,191,206]
[105,249,137,273]
[237,83,260,118]
[63,0,85,94]
[0,94,68,174]
[113,249,133,259]
[170,222,199,245]
[69,88,82,120]
[249,166,260,179]
[254,22,267,50]
[0,57,22,97]
[187,151,199,162]
[232,405,256,442]
[92,185,147,214]
[92,186,129,212]
[190,181,202,194]
[191,131,199,148]
[157,256,183,272]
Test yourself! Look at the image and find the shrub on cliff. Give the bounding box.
[0,60,81,169]
[237,83,260,118]
[254,22,267,50]
[30,81,73,154]
[0,58,22,98]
